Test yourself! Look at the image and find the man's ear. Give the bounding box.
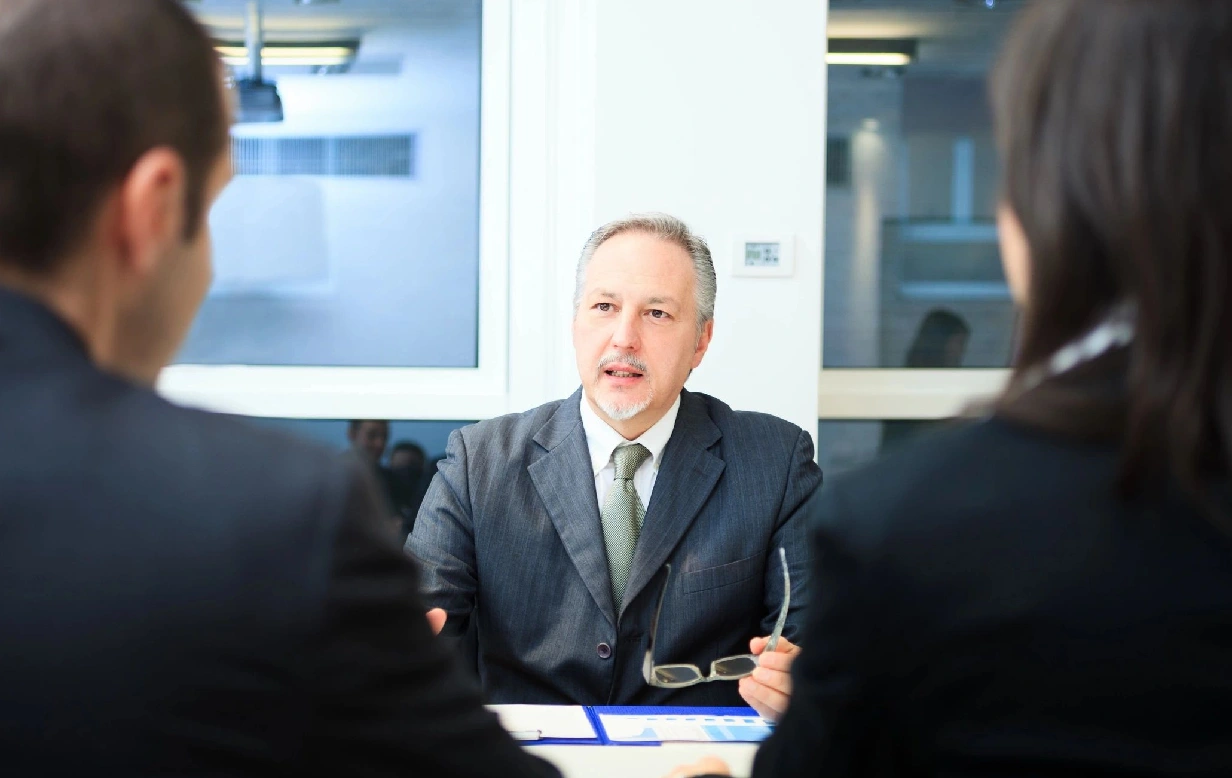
[113,147,187,279]
[691,318,714,368]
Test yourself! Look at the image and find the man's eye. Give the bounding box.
[648,309,669,319]
[595,303,613,312]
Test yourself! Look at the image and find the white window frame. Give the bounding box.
[158,0,514,422]
[817,369,1010,420]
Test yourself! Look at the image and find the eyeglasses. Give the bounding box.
[642,548,790,688]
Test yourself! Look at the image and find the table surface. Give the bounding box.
[530,742,757,778]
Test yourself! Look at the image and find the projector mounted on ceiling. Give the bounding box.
[234,0,283,123]
[234,78,283,124]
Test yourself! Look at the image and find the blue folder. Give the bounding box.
[524,706,768,747]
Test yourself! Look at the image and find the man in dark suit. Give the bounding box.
[408,214,822,718]
[0,2,558,775]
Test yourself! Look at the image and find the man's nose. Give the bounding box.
[610,311,641,351]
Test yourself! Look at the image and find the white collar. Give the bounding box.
[1015,301,1136,396]
[579,393,682,477]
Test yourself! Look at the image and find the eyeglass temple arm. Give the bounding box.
[765,548,790,653]
[643,563,672,683]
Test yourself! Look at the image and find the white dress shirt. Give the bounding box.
[579,394,681,512]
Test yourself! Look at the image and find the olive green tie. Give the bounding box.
[601,443,651,609]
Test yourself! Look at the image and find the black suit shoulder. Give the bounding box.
[815,416,1122,554]
[757,415,1232,777]
[88,382,359,585]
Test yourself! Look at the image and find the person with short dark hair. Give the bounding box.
[0,2,558,775]
[348,419,390,466]
[386,440,429,538]
[678,0,1232,775]
[345,418,404,537]
[389,440,428,473]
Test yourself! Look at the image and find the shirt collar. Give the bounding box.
[579,393,682,477]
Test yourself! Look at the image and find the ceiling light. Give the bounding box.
[827,38,917,67]
[215,43,357,68]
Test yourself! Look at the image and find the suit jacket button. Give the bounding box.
[597,642,612,659]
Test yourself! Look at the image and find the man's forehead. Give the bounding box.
[587,287,682,305]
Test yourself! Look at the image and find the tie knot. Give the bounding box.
[612,443,650,480]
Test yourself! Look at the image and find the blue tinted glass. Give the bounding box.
[179,1,483,367]
[824,1,1021,368]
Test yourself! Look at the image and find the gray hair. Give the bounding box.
[573,213,717,331]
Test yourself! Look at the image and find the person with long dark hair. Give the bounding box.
[671,1,1232,775]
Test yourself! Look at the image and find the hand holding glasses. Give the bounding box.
[642,548,790,688]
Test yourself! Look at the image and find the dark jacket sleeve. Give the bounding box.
[751,481,893,778]
[299,462,560,778]
[405,429,479,638]
[765,428,823,642]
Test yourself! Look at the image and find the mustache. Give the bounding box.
[597,354,650,374]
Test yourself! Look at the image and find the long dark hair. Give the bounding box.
[991,0,1232,503]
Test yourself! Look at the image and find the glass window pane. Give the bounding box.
[179,2,483,367]
[824,2,1020,368]
[246,417,475,542]
[247,418,471,466]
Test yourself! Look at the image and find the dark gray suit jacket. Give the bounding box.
[407,388,822,706]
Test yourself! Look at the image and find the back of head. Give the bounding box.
[992,0,1232,504]
[0,0,228,275]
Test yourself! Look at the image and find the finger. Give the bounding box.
[749,635,801,656]
[661,756,732,778]
[751,665,793,696]
[739,675,792,722]
[426,607,448,635]
[754,649,797,673]
[739,677,777,721]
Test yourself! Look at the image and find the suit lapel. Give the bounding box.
[528,391,617,626]
[622,390,724,614]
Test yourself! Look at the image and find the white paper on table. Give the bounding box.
[487,704,597,740]
[597,713,774,743]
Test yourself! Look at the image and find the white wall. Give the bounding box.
[514,0,828,437]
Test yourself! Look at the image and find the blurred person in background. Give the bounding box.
[903,308,969,369]
[881,308,971,452]
[348,418,390,466]
[346,418,407,537]
[388,439,429,538]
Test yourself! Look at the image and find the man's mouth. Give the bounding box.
[601,361,646,380]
